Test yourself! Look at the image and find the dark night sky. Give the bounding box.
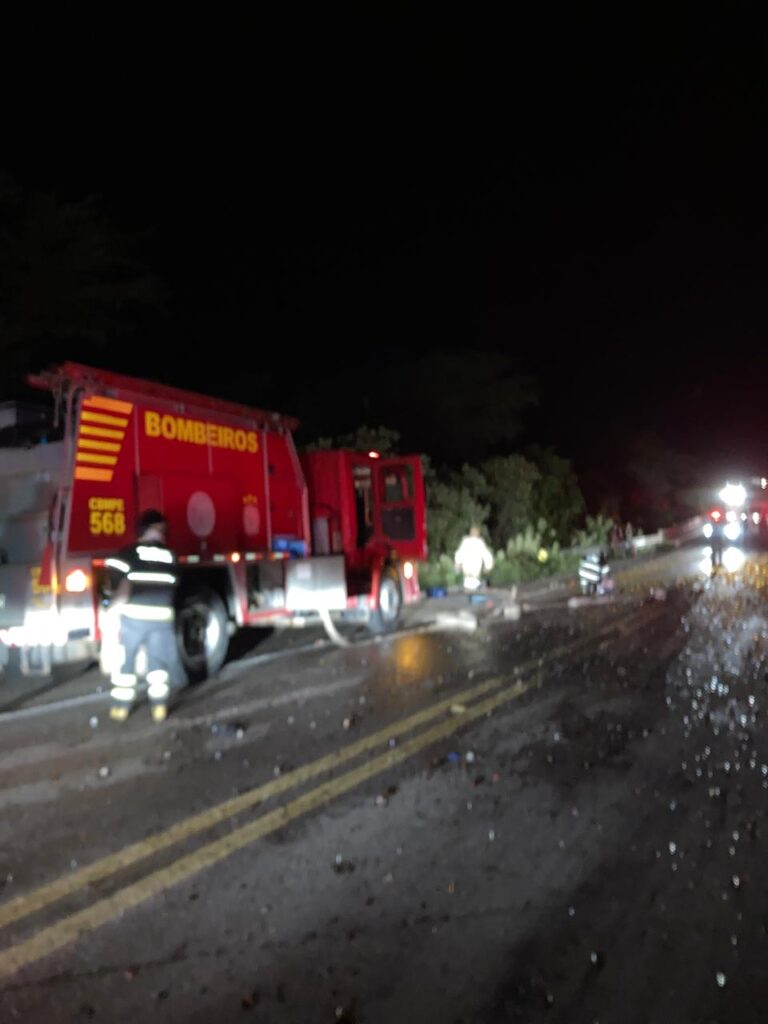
[3,13,768,494]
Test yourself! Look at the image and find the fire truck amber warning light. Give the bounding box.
[64,569,89,593]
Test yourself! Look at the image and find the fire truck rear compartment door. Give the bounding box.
[160,475,238,553]
[285,556,347,612]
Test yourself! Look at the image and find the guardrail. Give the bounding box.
[571,516,705,560]
[631,515,704,552]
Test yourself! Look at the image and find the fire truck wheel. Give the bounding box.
[176,587,230,682]
[369,569,402,634]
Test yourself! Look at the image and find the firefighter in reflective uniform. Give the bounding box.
[105,509,186,723]
[454,526,494,591]
[579,549,611,595]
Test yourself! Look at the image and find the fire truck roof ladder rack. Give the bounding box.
[28,363,300,435]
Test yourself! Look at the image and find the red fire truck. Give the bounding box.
[0,363,426,678]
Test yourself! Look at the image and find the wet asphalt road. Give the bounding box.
[2,544,768,1021]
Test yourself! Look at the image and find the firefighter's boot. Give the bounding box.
[147,669,171,724]
[109,673,138,722]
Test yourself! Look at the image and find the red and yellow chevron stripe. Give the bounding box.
[75,396,134,483]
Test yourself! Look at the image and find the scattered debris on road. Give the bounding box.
[332,856,356,875]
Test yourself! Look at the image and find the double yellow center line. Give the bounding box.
[0,605,656,982]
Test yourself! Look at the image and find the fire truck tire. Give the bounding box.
[176,587,230,682]
[369,569,403,634]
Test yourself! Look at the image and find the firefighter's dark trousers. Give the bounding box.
[110,611,186,717]
[711,539,724,568]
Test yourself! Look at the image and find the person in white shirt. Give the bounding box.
[454,526,494,591]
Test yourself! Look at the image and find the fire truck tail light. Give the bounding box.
[368,450,380,459]
[230,552,241,563]
[64,569,89,593]
[403,561,414,580]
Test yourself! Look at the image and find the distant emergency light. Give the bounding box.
[368,450,380,459]
[719,483,746,508]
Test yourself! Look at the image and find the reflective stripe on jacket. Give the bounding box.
[106,542,177,615]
